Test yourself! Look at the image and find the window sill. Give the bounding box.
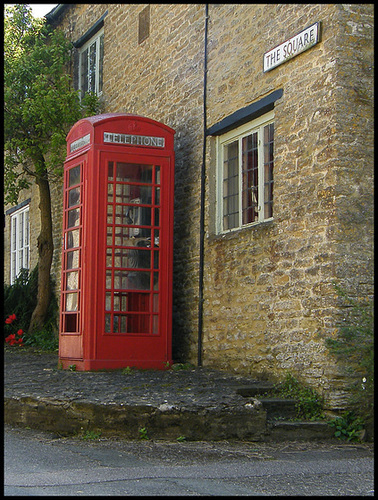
[208,218,274,243]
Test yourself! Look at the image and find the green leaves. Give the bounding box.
[329,411,365,441]
[4,4,99,201]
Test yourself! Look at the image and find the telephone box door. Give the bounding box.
[94,152,173,365]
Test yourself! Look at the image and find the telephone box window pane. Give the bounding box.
[66,271,78,290]
[64,314,77,333]
[155,166,161,185]
[106,270,112,288]
[69,166,81,187]
[105,292,112,311]
[114,247,130,268]
[114,292,128,311]
[106,249,112,267]
[114,270,128,289]
[68,187,80,207]
[65,293,78,311]
[127,271,151,290]
[105,314,111,333]
[120,315,127,333]
[113,315,119,332]
[67,250,79,269]
[107,204,114,223]
[127,246,151,269]
[154,207,160,227]
[152,315,159,334]
[108,185,114,202]
[153,250,159,269]
[108,162,114,180]
[116,163,153,183]
[66,229,80,249]
[107,226,113,246]
[153,272,159,290]
[155,187,160,205]
[68,208,80,228]
[153,294,159,313]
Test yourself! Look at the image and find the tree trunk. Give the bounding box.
[28,172,54,334]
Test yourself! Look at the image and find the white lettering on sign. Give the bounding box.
[263,22,320,72]
[69,133,91,153]
[104,132,165,148]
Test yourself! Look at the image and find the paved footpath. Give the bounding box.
[4,348,271,440]
[2,348,354,442]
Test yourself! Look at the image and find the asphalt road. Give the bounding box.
[4,425,374,496]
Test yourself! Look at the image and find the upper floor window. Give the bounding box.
[10,204,30,284]
[79,28,104,98]
[216,111,274,233]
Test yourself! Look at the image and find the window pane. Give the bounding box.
[81,48,88,96]
[68,208,80,228]
[114,270,129,289]
[66,229,80,249]
[116,163,153,184]
[69,166,81,187]
[242,133,259,225]
[25,210,29,247]
[264,123,274,219]
[108,162,114,180]
[67,250,79,270]
[223,141,239,229]
[66,271,79,291]
[89,42,96,93]
[113,292,128,312]
[99,34,104,93]
[65,293,78,312]
[105,314,111,333]
[68,187,80,207]
[105,292,112,311]
[126,271,151,290]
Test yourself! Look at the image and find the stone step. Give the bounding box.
[265,420,335,441]
[258,398,298,420]
[236,383,275,397]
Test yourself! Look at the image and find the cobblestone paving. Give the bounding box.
[4,349,258,409]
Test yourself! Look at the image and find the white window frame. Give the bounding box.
[10,204,30,284]
[216,110,274,234]
[78,27,104,98]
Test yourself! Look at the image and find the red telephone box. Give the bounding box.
[58,113,175,370]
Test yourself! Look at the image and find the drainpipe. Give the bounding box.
[197,4,209,366]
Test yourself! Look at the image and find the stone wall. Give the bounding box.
[202,4,374,408]
[7,4,372,409]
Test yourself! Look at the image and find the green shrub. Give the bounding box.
[325,284,374,431]
[273,372,324,421]
[3,267,38,334]
[4,266,59,351]
[329,411,365,442]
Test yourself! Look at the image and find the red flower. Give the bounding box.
[5,334,17,345]
[5,314,17,324]
[5,315,24,347]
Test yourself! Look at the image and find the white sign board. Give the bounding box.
[70,133,91,153]
[104,132,165,148]
[263,22,320,72]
